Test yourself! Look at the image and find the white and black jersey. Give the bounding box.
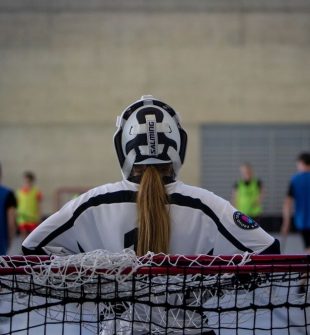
[22,179,279,256]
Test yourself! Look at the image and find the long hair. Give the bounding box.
[135,165,172,256]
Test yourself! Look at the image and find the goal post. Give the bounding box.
[0,251,309,334]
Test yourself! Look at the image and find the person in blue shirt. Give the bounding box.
[0,163,17,255]
[282,152,310,253]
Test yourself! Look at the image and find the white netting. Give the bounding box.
[0,250,309,335]
[1,249,252,287]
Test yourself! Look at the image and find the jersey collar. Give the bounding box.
[127,175,176,185]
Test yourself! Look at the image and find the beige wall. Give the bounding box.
[0,2,309,213]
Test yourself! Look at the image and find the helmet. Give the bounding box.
[114,95,187,179]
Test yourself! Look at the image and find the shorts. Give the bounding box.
[301,231,310,248]
[18,222,38,233]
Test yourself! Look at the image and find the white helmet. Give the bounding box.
[114,95,187,179]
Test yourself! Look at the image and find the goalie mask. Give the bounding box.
[114,95,187,179]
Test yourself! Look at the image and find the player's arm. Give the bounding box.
[7,208,16,248]
[281,181,294,236]
[281,195,293,236]
[213,200,280,255]
[36,191,43,224]
[6,191,17,249]
[231,182,238,207]
[257,180,264,206]
[22,199,81,256]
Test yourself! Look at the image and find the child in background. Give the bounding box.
[232,163,264,222]
[16,171,42,238]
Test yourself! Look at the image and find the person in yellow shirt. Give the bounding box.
[232,163,264,222]
[16,171,42,238]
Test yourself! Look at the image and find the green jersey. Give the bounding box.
[235,179,262,217]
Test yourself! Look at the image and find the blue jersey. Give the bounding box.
[0,185,16,255]
[288,172,310,230]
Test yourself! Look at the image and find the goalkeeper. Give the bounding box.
[22,95,280,257]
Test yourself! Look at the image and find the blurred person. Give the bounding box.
[281,152,310,294]
[232,163,264,221]
[16,171,43,238]
[281,152,310,252]
[0,163,17,255]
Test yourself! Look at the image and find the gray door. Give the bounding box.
[201,124,310,215]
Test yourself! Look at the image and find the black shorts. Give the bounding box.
[301,231,310,248]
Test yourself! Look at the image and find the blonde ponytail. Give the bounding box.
[136,165,170,256]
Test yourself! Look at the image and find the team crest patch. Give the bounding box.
[233,211,259,230]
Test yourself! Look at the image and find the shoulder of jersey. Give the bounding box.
[80,181,222,204]
[170,181,227,204]
[85,180,137,198]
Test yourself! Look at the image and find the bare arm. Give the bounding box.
[36,191,43,224]
[231,189,237,207]
[281,196,293,236]
[259,186,264,205]
[37,200,42,224]
[7,206,16,248]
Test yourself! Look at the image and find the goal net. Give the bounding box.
[0,250,309,334]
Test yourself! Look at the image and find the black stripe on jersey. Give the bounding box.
[169,193,253,253]
[36,190,137,249]
[22,245,46,255]
[77,241,85,253]
[260,239,280,254]
[124,227,138,251]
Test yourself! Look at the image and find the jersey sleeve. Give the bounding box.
[213,201,277,255]
[22,198,81,255]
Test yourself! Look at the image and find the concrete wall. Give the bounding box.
[0,1,309,213]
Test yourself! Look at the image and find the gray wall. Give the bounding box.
[0,0,309,213]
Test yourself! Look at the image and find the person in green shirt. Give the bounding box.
[232,163,264,221]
